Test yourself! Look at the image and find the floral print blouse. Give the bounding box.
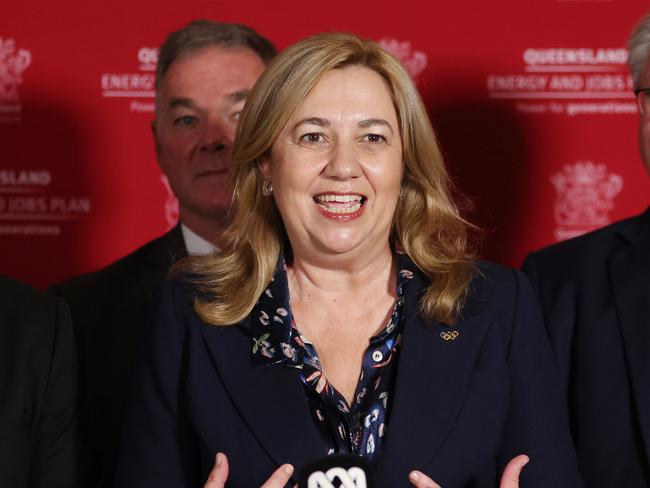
[250,252,414,461]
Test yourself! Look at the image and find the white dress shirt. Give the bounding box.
[180,223,217,256]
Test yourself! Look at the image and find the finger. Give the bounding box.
[500,454,530,488]
[204,452,229,488]
[260,464,294,488]
[408,470,442,488]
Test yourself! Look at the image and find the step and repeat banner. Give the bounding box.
[2,0,650,288]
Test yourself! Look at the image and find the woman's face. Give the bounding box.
[259,65,403,260]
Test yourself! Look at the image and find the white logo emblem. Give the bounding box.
[307,467,367,488]
[550,160,623,241]
[137,47,158,72]
[0,37,31,101]
[0,37,31,123]
[160,175,179,230]
[378,38,427,79]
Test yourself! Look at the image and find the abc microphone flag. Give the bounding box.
[297,453,374,488]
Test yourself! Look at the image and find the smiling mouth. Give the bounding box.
[313,193,366,219]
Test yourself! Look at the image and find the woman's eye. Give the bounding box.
[364,134,386,144]
[300,133,325,144]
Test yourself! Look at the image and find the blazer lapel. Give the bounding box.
[610,213,650,466]
[200,317,324,476]
[375,274,494,484]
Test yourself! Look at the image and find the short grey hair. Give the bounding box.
[628,14,650,89]
[155,19,276,90]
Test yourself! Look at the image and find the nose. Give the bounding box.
[200,116,235,153]
[200,140,227,153]
[323,140,362,180]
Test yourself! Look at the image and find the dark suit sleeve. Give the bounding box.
[114,281,200,488]
[29,298,81,488]
[498,271,582,487]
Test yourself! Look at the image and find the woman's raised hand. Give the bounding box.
[408,454,530,488]
[204,452,529,488]
[497,455,530,487]
[203,453,295,488]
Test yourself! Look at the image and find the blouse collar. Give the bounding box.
[250,251,416,368]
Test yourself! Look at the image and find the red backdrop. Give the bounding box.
[2,0,649,288]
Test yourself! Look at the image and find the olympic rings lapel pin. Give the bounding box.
[440,330,460,341]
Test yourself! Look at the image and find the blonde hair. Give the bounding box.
[176,32,476,326]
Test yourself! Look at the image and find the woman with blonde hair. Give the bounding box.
[116,32,581,487]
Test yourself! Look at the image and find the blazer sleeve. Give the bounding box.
[29,297,81,488]
[114,280,201,488]
[497,270,582,487]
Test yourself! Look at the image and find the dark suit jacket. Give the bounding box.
[0,276,80,488]
[51,226,185,488]
[522,208,650,487]
[115,261,582,487]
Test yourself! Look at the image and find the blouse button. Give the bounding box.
[372,350,383,362]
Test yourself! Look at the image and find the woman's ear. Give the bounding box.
[257,158,272,181]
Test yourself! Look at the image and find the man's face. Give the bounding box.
[154,46,266,224]
[638,51,650,174]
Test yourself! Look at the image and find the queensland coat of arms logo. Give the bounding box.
[378,38,427,79]
[0,37,31,101]
[550,160,623,241]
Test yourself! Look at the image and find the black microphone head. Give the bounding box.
[297,453,375,488]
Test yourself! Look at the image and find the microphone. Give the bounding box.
[297,454,375,488]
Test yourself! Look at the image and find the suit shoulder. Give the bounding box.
[0,275,57,313]
[525,214,641,267]
[474,260,520,294]
[459,261,527,319]
[0,275,63,338]
[52,232,175,299]
[154,277,195,306]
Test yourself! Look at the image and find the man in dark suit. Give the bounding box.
[52,20,276,488]
[522,14,650,488]
[0,276,79,488]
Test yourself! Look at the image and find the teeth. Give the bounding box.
[315,194,362,203]
[314,193,364,215]
[315,202,362,214]
[321,202,362,214]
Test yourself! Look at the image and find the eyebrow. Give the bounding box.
[293,116,394,134]
[357,118,394,134]
[228,89,251,103]
[293,117,330,130]
[168,90,251,110]
[169,97,197,110]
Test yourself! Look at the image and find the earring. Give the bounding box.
[262,180,273,196]
[398,187,404,200]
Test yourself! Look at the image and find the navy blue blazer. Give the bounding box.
[115,261,582,487]
[522,208,650,487]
